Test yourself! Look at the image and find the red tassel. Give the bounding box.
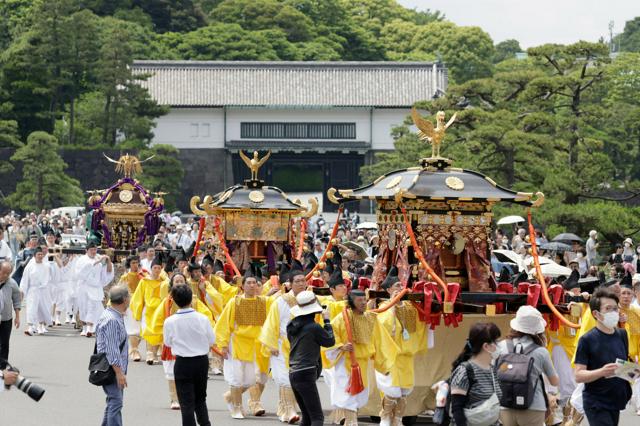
[342,307,365,395]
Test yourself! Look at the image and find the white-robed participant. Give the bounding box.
[50,253,77,326]
[20,246,60,335]
[74,241,114,337]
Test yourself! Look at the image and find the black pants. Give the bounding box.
[584,405,620,426]
[290,368,324,426]
[0,319,12,369]
[174,355,210,426]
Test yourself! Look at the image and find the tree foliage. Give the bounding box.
[5,131,83,211]
[137,144,184,211]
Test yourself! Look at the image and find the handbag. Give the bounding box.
[463,366,500,426]
[88,339,126,386]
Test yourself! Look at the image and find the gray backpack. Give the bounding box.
[495,340,542,409]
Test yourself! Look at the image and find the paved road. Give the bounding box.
[2,322,638,425]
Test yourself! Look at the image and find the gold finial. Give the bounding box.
[411,107,457,159]
[103,153,154,178]
[239,150,271,181]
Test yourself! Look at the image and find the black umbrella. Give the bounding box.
[552,233,582,244]
[540,242,572,252]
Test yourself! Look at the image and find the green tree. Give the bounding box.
[618,16,640,52]
[525,42,611,202]
[5,131,83,211]
[137,144,184,210]
[494,39,522,63]
[95,18,167,147]
[411,21,495,83]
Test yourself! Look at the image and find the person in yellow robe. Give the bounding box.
[375,267,428,426]
[205,258,239,306]
[144,272,214,410]
[214,264,273,419]
[259,261,306,424]
[186,260,223,320]
[325,288,398,426]
[118,255,147,361]
[130,254,167,365]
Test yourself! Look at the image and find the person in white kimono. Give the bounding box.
[74,241,114,337]
[51,254,78,326]
[20,246,60,335]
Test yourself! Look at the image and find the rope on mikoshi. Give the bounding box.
[342,306,365,395]
[305,206,344,281]
[527,209,579,329]
[213,216,241,277]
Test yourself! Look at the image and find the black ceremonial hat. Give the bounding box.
[381,266,400,289]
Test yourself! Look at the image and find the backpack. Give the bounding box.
[495,340,542,409]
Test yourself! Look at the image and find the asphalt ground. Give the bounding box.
[1,321,638,425]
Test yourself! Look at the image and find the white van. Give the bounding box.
[50,206,85,219]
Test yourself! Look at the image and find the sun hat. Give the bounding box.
[290,291,323,317]
[510,305,546,335]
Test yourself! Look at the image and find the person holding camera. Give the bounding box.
[0,261,20,370]
[96,285,130,426]
[0,367,18,392]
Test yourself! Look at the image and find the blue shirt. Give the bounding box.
[96,307,128,374]
[574,327,631,410]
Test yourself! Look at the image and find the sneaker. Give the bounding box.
[24,328,34,336]
[212,367,222,375]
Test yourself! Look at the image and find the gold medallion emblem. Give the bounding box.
[118,189,133,203]
[445,176,464,191]
[248,190,264,203]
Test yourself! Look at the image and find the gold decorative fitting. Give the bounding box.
[103,153,154,178]
[239,150,271,181]
[248,190,265,203]
[385,176,402,189]
[445,176,465,191]
[411,107,457,159]
[297,197,319,218]
[531,192,545,208]
[327,187,340,204]
[118,189,133,203]
[190,196,207,216]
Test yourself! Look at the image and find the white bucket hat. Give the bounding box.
[510,305,546,335]
[290,291,323,317]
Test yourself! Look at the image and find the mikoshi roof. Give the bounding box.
[131,60,447,107]
[329,163,540,206]
[208,184,304,212]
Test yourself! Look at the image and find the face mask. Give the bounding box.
[487,344,500,360]
[598,311,619,328]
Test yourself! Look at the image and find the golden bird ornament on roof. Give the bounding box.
[239,150,271,181]
[103,153,154,178]
[411,107,457,159]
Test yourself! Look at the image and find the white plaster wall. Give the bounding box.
[371,108,410,150]
[152,108,224,149]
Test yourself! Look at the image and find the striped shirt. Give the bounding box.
[96,307,128,374]
[450,361,501,425]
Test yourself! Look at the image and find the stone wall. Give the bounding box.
[0,148,231,213]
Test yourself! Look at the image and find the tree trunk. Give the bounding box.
[37,173,44,212]
[505,149,515,186]
[102,94,111,146]
[69,95,75,145]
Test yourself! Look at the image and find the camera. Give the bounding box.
[48,255,54,261]
[4,363,45,402]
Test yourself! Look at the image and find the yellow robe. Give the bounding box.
[130,276,167,342]
[189,278,224,320]
[328,309,398,387]
[118,271,145,294]
[214,295,273,373]
[259,292,298,365]
[143,294,214,346]
[546,306,583,363]
[376,301,427,389]
[209,275,239,306]
[318,295,347,321]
